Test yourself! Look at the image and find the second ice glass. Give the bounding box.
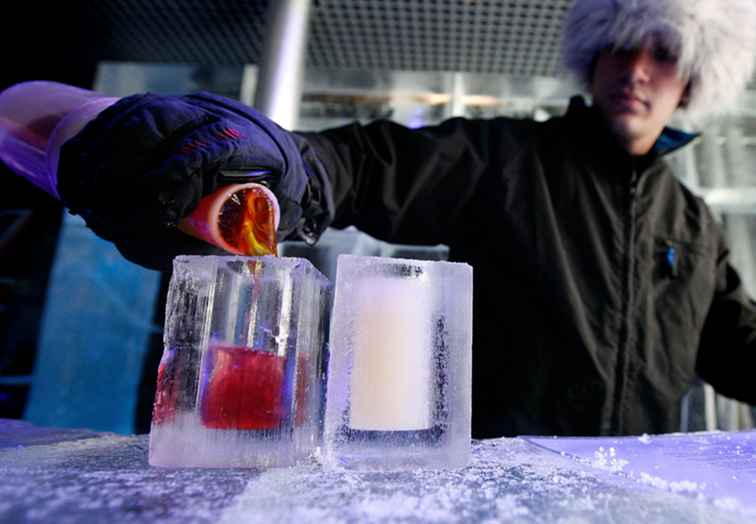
[324,254,473,470]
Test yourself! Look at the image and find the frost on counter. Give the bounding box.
[3,423,755,522]
[149,255,331,468]
[323,254,473,470]
[526,431,756,511]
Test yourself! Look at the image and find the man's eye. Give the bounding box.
[654,47,678,63]
[612,47,635,57]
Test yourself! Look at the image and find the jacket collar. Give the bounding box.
[651,126,699,156]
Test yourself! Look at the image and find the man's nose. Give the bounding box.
[621,48,652,83]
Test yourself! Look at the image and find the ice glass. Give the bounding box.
[324,254,473,470]
[149,255,331,468]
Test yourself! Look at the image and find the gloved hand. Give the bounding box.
[58,92,332,270]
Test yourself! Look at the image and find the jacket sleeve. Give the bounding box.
[696,236,756,404]
[295,117,499,246]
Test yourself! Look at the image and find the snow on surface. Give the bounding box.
[0,421,751,524]
[590,446,629,472]
[527,430,756,513]
[218,439,745,523]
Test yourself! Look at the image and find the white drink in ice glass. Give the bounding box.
[324,255,473,470]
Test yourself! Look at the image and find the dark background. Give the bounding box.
[0,2,100,419]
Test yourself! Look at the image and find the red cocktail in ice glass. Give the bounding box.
[200,344,285,430]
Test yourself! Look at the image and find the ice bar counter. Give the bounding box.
[148,255,330,468]
[2,421,755,522]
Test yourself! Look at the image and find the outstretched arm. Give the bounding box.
[696,237,756,405]
[60,90,501,268]
[298,117,495,246]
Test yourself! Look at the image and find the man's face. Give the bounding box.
[590,38,689,155]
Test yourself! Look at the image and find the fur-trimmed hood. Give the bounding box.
[562,0,756,122]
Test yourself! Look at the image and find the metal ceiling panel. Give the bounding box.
[90,0,571,76]
[307,0,571,75]
[91,0,271,64]
[86,0,756,88]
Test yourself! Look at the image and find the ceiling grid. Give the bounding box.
[91,0,574,77]
[86,0,755,90]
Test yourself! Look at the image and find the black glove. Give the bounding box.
[58,91,333,270]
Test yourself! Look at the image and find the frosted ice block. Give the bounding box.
[149,255,331,468]
[324,254,473,470]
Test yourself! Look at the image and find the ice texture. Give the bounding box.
[149,255,331,468]
[0,419,100,449]
[2,421,752,523]
[527,431,756,511]
[324,254,473,470]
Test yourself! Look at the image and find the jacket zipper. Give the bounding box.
[611,166,638,434]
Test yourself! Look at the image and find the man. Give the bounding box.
[57,0,756,437]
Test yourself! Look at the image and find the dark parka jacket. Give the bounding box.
[299,96,756,438]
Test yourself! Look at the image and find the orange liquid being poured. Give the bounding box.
[197,190,283,430]
[217,186,278,256]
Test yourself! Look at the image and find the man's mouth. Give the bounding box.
[611,90,648,112]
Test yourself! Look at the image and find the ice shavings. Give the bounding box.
[1,427,752,523]
[216,438,746,524]
[714,497,745,513]
[637,473,705,494]
[0,434,251,524]
[591,446,629,472]
[575,444,709,500]
[493,494,531,519]
[527,430,756,517]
